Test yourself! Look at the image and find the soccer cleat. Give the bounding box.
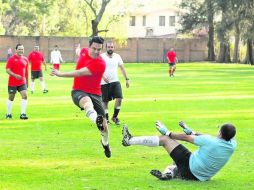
[20,113,28,120]
[6,114,12,119]
[112,117,120,125]
[150,170,173,180]
[101,141,111,158]
[96,115,104,131]
[122,125,133,146]
[43,89,48,93]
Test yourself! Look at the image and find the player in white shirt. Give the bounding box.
[101,41,130,125]
[50,45,64,70]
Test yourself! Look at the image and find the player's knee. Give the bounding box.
[82,101,94,111]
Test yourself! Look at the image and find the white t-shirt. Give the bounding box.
[101,52,124,85]
[50,50,63,64]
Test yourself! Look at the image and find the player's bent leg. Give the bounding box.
[100,118,111,158]
[79,97,97,123]
[159,135,180,154]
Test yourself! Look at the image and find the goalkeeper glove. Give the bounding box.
[179,121,196,135]
[156,121,171,136]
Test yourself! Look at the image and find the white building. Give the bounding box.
[128,7,183,38]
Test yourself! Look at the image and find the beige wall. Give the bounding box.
[0,36,207,63]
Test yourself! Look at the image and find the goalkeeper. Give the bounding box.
[122,121,237,181]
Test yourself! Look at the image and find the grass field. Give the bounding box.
[0,62,253,190]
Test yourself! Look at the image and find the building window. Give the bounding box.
[143,16,146,26]
[169,16,175,26]
[159,16,165,26]
[130,16,136,26]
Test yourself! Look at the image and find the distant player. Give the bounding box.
[28,45,48,94]
[6,44,29,120]
[122,121,236,181]
[101,41,130,125]
[167,48,178,77]
[50,45,64,70]
[7,47,13,60]
[51,36,111,158]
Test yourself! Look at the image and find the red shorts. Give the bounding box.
[53,64,60,70]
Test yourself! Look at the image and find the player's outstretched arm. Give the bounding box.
[179,121,202,136]
[51,67,92,77]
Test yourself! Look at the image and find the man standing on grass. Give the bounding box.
[101,41,130,125]
[122,121,236,181]
[50,45,64,70]
[28,45,48,94]
[6,44,29,120]
[167,48,178,77]
[51,36,111,158]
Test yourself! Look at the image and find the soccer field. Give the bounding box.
[0,63,253,190]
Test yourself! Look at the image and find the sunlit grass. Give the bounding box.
[0,62,253,190]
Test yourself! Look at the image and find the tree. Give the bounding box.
[83,0,111,36]
[179,0,215,61]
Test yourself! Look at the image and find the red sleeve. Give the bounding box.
[41,52,45,62]
[25,57,29,85]
[6,58,12,69]
[28,53,32,62]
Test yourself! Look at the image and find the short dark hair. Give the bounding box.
[16,43,23,50]
[89,36,104,46]
[220,123,236,141]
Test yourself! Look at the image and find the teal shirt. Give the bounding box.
[189,135,237,181]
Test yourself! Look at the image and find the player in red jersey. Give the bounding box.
[28,45,48,94]
[167,48,178,77]
[6,44,29,120]
[51,36,111,158]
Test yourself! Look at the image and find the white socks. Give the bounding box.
[129,136,159,147]
[31,81,47,92]
[101,130,109,145]
[40,81,46,90]
[21,99,27,114]
[31,82,35,92]
[7,99,27,115]
[6,100,13,114]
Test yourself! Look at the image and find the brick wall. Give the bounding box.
[0,36,207,63]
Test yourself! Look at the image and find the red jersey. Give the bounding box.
[28,51,45,71]
[6,54,29,86]
[167,51,177,63]
[72,48,106,96]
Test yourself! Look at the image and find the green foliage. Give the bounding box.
[0,63,254,189]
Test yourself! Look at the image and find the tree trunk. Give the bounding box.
[243,39,254,65]
[91,20,99,36]
[207,0,215,61]
[233,22,240,63]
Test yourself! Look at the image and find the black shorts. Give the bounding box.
[170,144,198,180]
[168,63,176,68]
[71,90,105,117]
[8,84,27,94]
[101,81,123,102]
[31,71,43,79]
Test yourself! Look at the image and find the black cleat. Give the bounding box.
[96,115,104,131]
[112,117,120,125]
[122,125,133,146]
[101,141,111,158]
[6,114,12,119]
[150,170,173,180]
[20,113,28,120]
[43,89,48,93]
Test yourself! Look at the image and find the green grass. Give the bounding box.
[0,62,253,190]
